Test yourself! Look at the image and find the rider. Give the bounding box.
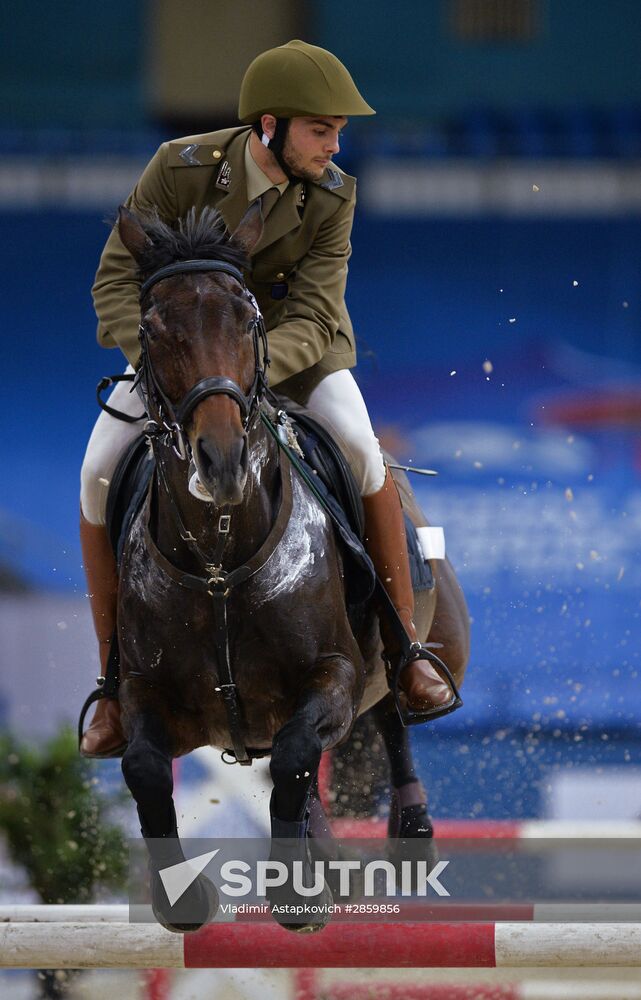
[80,39,453,757]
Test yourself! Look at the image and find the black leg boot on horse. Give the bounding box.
[373,698,439,878]
[79,511,127,758]
[268,711,335,933]
[362,466,462,724]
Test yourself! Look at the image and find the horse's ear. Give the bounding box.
[230,201,264,255]
[117,205,151,262]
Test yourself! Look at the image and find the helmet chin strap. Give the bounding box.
[253,118,300,182]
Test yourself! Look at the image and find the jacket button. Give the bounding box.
[212,150,222,160]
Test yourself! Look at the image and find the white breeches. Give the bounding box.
[305,369,386,497]
[80,366,386,526]
[80,365,146,525]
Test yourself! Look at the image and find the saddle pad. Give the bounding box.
[406,514,434,592]
[105,434,154,565]
[289,408,365,540]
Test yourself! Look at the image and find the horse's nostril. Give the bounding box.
[196,434,248,486]
[239,434,249,475]
[196,437,217,476]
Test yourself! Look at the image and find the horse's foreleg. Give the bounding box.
[268,655,356,931]
[270,655,356,821]
[121,693,218,933]
[270,712,323,825]
[121,709,176,840]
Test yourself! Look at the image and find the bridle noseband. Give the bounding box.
[138,259,270,460]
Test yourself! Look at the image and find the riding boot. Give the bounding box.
[79,512,126,758]
[362,467,453,710]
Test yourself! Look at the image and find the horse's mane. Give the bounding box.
[134,206,248,280]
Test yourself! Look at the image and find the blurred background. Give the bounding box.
[1,0,640,996]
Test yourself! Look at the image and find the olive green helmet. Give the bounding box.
[238,39,375,123]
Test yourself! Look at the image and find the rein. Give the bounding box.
[135,257,278,765]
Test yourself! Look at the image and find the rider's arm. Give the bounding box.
[92,144,177,367]
[265,187,355,387]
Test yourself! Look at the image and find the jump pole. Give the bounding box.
[4,904,641,924]
[2,921,641,969]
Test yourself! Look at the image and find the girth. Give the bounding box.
[142,452,294,764]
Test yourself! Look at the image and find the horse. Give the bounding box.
[111,202,470,933]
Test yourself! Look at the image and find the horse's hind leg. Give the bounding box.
[373,697,437,866]
[121,694,218,933]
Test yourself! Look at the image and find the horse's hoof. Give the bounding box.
[276,919,328,935]
[151,870,219,934]
[269,881,334,934]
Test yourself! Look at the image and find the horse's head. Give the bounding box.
[118,204,265,505]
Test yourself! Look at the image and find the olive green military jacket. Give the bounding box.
[92,126,357,403]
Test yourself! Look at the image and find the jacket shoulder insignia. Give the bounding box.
[317,167,355,201]
[319,167,343,191]
[167,142,225,168]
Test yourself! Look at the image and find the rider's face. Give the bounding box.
[281,116,347,181]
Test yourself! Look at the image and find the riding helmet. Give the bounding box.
[238,39,375,122]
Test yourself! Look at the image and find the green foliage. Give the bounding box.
[0,726,128,903]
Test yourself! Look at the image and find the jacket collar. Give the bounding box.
[216,130,303,255]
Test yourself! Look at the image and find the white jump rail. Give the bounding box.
[3,903,641,923]
[1,916,641,969]
[0,905,129,922]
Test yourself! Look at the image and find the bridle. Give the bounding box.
[137,259,270,460]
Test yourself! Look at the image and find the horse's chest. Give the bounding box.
[248,476,333,607]
[122,477,338,653]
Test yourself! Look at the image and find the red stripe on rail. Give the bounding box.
[183,922,497,968]
[331,818,523,839]
[325,986,520,1000]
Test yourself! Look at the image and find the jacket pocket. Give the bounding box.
[250,260,295,300]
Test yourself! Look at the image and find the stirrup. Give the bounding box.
[387,643,463,727]
[78,678,106,751]
[77,679,127,759]
[77,633,125,756]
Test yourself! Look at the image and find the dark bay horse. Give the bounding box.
[114,203,469,933]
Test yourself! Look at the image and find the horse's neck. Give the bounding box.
[154,421,281,573]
